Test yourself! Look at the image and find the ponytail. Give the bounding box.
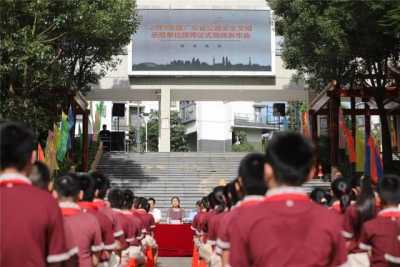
[340,194,351,212]
[331,177,351,213]
[355,176,376,235]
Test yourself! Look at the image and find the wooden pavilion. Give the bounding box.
[308,77,400,174]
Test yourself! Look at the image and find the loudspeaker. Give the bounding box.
[110,131,125,151]
[112,103,125,117]
[273,103,285,117]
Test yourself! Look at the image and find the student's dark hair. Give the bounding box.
[378,174,400,206]
[108,188,122,208]
[134,197,149,211]
[265,132,315,186]
[30,161,51,190]
[310,188,330,206]
[170,196,181,208]
[331,177,352,213]
[225,178,241,208]
[0,122,35,171]
[354,176,376,236]
[200,196,210,210]
[91,171,110,199]
[77,173,96,201]
[148,197,156,203]
[54,173,80,198]
[122,189,135,210]
[238,153,267,196]
[209,186,226,213]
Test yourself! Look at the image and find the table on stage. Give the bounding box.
[154,224,194,257]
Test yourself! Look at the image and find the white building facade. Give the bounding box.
[87,0,307,152]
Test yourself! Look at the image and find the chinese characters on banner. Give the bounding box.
[151,24,253,40]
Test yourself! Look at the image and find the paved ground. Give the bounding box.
[157,257,192,267]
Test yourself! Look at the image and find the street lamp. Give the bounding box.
[140,113,150,152]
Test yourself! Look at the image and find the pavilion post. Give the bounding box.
[309,109,318,144]
[82,109,90,172]
[364,100,371,140]
[350,95,356,180]
[328,90,340,169]
[350,96,356,148]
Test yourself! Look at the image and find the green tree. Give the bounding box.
[269,0,400,170]
[141,111,189,152]
[0,0,138,142]
[171,111,189,152]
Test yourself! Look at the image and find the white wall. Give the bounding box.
[197,101,229,141]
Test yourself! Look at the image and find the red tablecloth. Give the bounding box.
[154,224,194,257]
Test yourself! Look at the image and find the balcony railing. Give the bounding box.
[234,113,281,129]
[180,103,196,123]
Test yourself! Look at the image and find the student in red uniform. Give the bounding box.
[217,153,267,266]
[0,122,71,267]
[109,189,136,251]
[330,177,352,215]
[359,174,400,266]
[120,189,146,266]
[91,172,125,242]
[77,173,117,263]
[207,186,227,247]
[133,197,158,267]
[228,132,348,267]
[91,171,111,209]
[54,174,104,267]
[133,197,156,235]
[192,196,210,237]
[200,186,228,265]
[342,176,377,253]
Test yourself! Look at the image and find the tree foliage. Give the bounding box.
[269,0,400,170]
[141,111,189,152]
[170,111,189,152]
[0,0,138,142]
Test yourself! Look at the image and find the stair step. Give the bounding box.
[98,152,330,217]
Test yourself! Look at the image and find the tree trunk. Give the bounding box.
[375,94,394,172]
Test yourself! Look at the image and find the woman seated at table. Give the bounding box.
[166,196,185,224]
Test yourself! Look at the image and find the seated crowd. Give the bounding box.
[1,122,157,267]
[1,121,399,267]
[191,132,400,267]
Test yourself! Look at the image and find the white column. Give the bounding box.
[159,88,171,152]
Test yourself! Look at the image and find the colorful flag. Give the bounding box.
[56,112,69,161]
[37,144,45,161]
[301,112,310,137]
[356,129,365,172]
[44,129,59,175]
[338,109,356,163]
[364,135,384,184]
[67,105,75,149]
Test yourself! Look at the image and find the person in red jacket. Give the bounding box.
[77,173,117,263]
[359,174,400,266]
[228,132,348,267]
[217,153,267,266]
[54,174,103,267]
[1,122,71,267]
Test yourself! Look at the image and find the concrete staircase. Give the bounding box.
[97,152,330,217]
